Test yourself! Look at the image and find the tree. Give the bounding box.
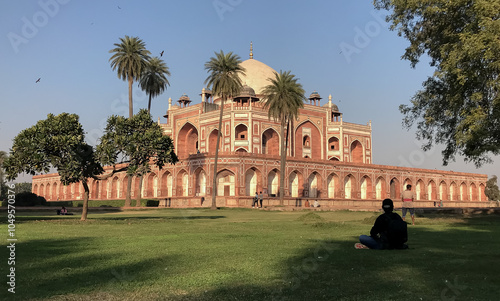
[109,35,151,118]
[3,113,103,221]
[204,51,245,209]
[485,175,500,202]
[374,0,500,167]
[0,151,7,202]
[261,71,305,205]
[139,57,171,114]
[97,109,178,207]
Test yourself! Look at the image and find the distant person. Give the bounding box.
[252,192,259,208]
[60,206,67,215]
[356,199,408,250]
[259,191,263,208]
[401,185,415,225]
[313,200,320,208]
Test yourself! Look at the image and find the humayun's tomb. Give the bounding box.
[32,48,490,208]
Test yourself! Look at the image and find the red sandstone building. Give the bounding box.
[32,51,489,208]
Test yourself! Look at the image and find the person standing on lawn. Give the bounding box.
[401,184,415,225]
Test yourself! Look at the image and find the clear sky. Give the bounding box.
[0,0,498,182]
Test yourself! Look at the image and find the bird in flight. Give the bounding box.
[117,6,121,9]
[160,50,164,57]
[36,78,41,83]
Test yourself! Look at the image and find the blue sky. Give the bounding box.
[0,0,498,181]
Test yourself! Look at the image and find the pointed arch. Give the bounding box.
[360,175,372,199]
[262,127,280,156]
[428,180,437,200]
[245,167,262,196]
[216,169,235,196]
[295,120,322,159]
[416,179,425,200]
[145,172,158,197]
[344,174,356,199]
[308,171,323,198]
[45,183,51,200]
[449,182,457,201]
[194,168,207,196]
[479,183,486,202]
[289,170,304,198]
[389,178,400,200]
[177,169,189,196]
[208,129,222,155]
[470,183,478,201]
[327,173,339,198]
[111,176,120,199]
[39,183,45,198]
[235,147,248,153]
[235,123,248,140]
[52,182,58,200]
[177,122,199,158]
[375,177,386,200]
[328,136,340,151]
[160,171,173,197]
[350,140,364,163]
[459,182,467,201]
[268,168,280,196]
[439,181,448,201]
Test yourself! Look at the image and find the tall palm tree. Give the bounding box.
[135,57,171,206]
[261,71,305,206]
[204,51,245,210]
[109,36,151,206]
[139,57,171,114]
[109,35,151,118]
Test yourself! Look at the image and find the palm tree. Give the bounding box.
[261,71,305,206]
[109,35,151,118]
[204,51,245,210]
[109,36,151,206]
[139,57,171,114]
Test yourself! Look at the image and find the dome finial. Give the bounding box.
[250,41,253,59]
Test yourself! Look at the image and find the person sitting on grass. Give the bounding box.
[356,198,408,250]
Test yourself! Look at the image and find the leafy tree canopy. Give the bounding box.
[485,175,500,201]
[4,113,103,184]
[3,113,103,220]
[374,0,500,166]
[97,109,178,176]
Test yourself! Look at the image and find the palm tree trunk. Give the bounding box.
[136,175,143,207]
[80,179,90,221]
[147,94,152,114]
[279,120,286,206]
[128,78,134,118]
[125,176,132,207]
[211,97,225,210]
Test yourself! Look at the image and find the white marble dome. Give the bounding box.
[238,59,277,95]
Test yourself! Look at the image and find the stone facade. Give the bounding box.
[32,57,489,208]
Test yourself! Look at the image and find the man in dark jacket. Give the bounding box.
[357,198,408,250]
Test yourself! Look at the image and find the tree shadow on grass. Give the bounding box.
[9,237,180,300]
[166,218,500,301]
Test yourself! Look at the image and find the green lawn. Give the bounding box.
[1,208,499,300]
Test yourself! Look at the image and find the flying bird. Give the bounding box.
[117,6,121,9]
[36,78,41,83]
[160,50,164,57]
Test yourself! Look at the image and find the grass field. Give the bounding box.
[1,208,499,300]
